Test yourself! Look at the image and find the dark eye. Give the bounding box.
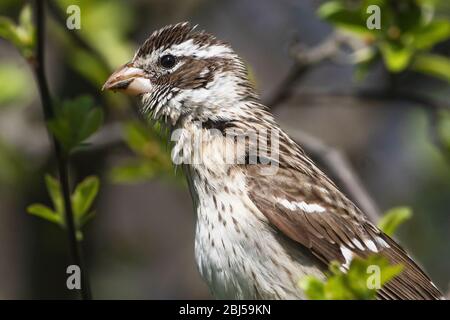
[160,54,177,69]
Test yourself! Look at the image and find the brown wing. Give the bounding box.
[245,165,443,300]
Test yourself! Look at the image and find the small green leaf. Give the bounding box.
[72,176,100,218]
[317,1,371,35]
[27,204,62,225]
[44,174,64,215]
[299,255,404,300]
[0,5,35,58]
[379,263,404,285]
[378,207,412,236]
[47,118,72,150]
[413,20,450,50]
[380,42,413,72]
[325,273,356,299]
[0,16,18,43]
[298,276,326,300]
[48,96,103,153]
[79,211,96,228]
[412,53,450,83]
[19,4,33,32]
[28,173,99,241]
[77,107,103,142]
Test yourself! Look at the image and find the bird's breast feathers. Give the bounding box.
[190,164,325,299]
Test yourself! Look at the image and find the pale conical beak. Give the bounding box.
[102,63,153,96]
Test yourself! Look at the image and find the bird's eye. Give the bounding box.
[160,54,177,69]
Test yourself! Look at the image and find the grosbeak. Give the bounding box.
[103,23,443,299]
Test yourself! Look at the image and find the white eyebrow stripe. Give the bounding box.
[276,198,326,213]
[166,39,234,59]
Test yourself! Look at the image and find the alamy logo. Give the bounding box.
[66,265,81,290]
[366,264,382,289]
[366,5,381,30]
[66,5,81,30]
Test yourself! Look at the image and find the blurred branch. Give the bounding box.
[32,0,91,300]
[266,32,354,108]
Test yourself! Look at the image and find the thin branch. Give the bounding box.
[32,0,92,300]
[267,33,351,108]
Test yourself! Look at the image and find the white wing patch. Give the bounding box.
[340,245,353,269]
[364,239,379,252]
[276,198,326,213]
[376,236,391,249]
[351,238,365,251]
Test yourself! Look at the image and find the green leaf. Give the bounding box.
[28,173,100,240]
[299,255,404,300]
[317,1,371,35]
[77,107,104,142]
[47,96,103,153]
[27,204,62,225]
[79,211,96,228]
[412,53,450,82]
[298,276,326,300]
[325,273,357,299]
[0,5,35,58]
[0,16,18,43]
[413,20,450,50]
[380,42,413,72]
[44,174,64,215]
[71,176,100,218]
[18,4,33,32]
[378,207,412,236]
[47,118,72,150]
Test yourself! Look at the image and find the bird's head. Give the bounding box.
[103,22,257,125]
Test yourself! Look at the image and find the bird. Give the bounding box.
[103,22,444,300]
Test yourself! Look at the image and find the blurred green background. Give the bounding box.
[0,0,449,299]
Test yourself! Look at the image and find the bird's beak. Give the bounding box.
[102,63,152,96]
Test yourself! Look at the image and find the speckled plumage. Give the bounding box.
[105,23,444,300]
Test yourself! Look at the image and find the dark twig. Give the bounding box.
[32,0,92,300]
[267,33,352,108]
